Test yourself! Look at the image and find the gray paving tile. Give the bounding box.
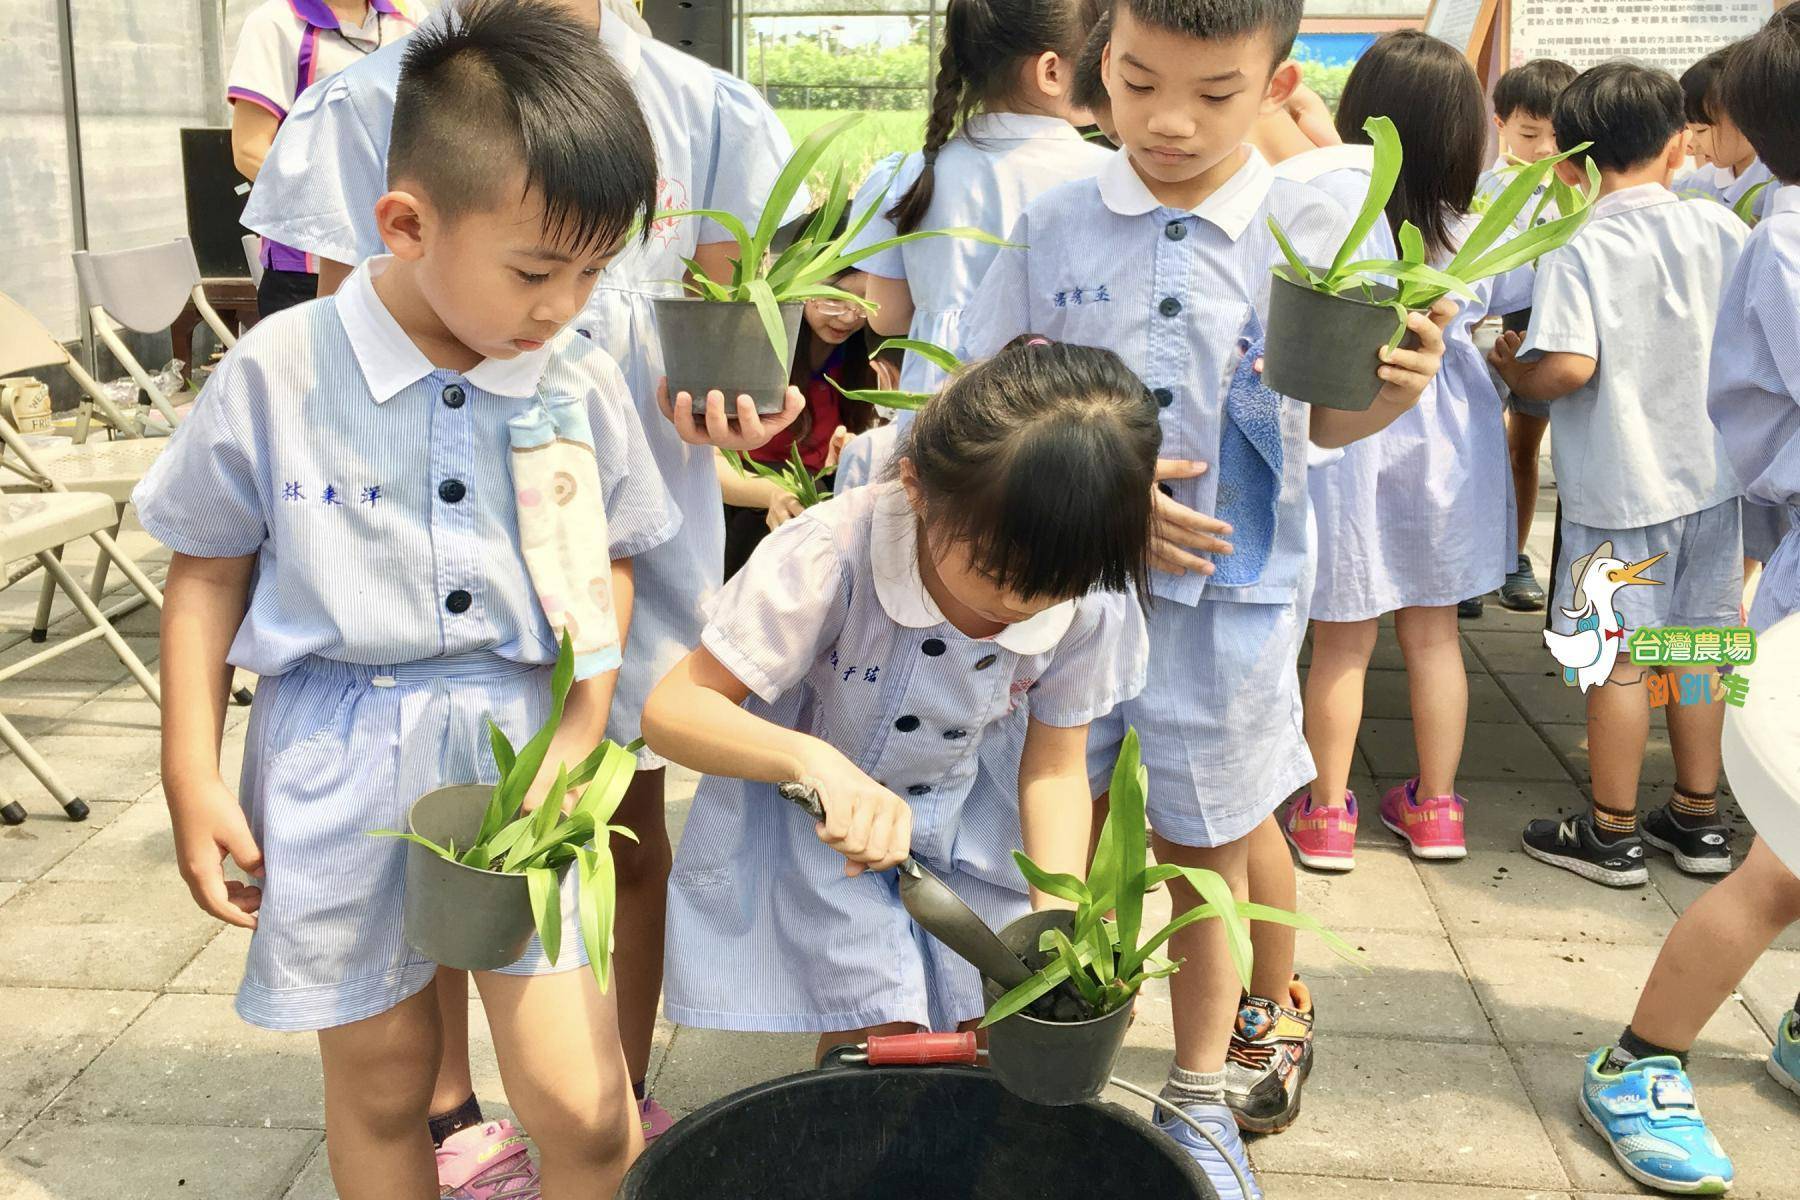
[43,798,176,883]
[1494,671,1592,727]
[168,927,250,996]
[0,635,159,683]
[1645,858,1800,952]
[1371,635,1477,672]
[47,994,324,1129]
[1362,668,1521,724]
[0,801,126,883]
[0,878,220,991]
[0,733,163,807]
[1295,929,1493,1044]
[0,1120,316,1200]
[1423,851,1679,946]
[1262,1177,1571,1200]
[0,882,16,907]
[1361,719,1569,783]
[281,1141,334,1200]
[1539,723,1683,789]
[1736,949,1800,1038]
[650,1026,815,1119]
[1517,1048,1800,1198]
[1457,936,1769,1055]
[1294,845,1442,934]
[0,988,153,1142]
[1466,630,1565,673]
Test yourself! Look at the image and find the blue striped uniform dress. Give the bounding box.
[132,258,679,1032]
[239,7,799,759]
[961,148,1352,847]
[1710,184,1800,633]
[1283,146,1534,621]
[664,483,1146,1032]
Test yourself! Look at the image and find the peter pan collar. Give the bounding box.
[337,256,554,404]
[1097,145,1273,240]
[867,483,1078,656]
[962,112,1087,144]
[598,6,645,79]
[1592,182,1679,221]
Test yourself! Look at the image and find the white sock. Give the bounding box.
[1161,1064,1226,1108]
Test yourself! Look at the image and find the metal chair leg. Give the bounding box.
[0,713,86,821]
[29,551,58,642]
[37,549,161,706]
[86,507,123,602]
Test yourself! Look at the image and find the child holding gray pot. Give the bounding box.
[643,339,1155,1064]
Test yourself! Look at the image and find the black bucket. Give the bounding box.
[653,297,802,416]
[619,1064,1217,1199]
[981,910,1135,1106]
[1261,269,1413,412]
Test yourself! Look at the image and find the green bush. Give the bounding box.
[778,109,924,201]
[748,38,931,110]
[1299,62,1353,113]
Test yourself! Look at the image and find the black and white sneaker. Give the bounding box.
[1641,805,1734,876]
[1521,813,1648,887]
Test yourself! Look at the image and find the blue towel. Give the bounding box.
[1209,312,1283,586]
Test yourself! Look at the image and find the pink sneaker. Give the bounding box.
[639,1097,675,1142]
[1379,778,1467,860]
[436,1120,540,1199]
[1282,790,1358,871]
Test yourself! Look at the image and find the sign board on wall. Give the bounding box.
[1425,0,1503,62]
[1509,1,1774,74]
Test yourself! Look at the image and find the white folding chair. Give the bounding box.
[71,237,237,429]
[243,234,265,288]
[0,493,163,825]
[0,289,148,439]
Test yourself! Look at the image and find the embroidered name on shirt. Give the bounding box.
[282,482,385,508]
[827,650,881,684]
[1053,285,1111,308]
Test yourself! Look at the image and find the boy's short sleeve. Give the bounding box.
[700,72,806,245]
[843,151,918,280]
[240,71,388,267]
[576,347,683,560]
[1025,592,1148,728]
[1522,249,1599,360]
[700,513,848,703]
[956,211,1035,362]
[226,4,298,119]
[131,353,268,559]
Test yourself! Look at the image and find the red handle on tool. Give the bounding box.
[864,1032,981,1067]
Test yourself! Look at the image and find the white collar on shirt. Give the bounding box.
[598,6,645,79]
[1097,146,1273,239]
[961,111,1086,143]
[867,484,1078,655]
[1591,182,1680,221]
[1770,184,1800,218]
[1270,142,1372,184]
[337,256,554,404]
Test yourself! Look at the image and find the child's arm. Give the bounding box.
[162,552,263,928]
[1487,329,1596,402]
[1017,718,1094,912]
[866,275,915,338]
[642,647,912,876]
[525,559,634,812]
[715,451,787,510]
[1309,301,1455,449]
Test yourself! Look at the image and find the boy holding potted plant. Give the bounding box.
[239,0,808,1151]
[1489,62,1748,889]
[960,1,1452,1193]
[136,6,678,1196]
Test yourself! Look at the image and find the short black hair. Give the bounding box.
[1552,60,1685,173]
[1110,0,1303,64]
[1492,58,1577,121]
[1072,10,1111,115]
[1721,7,1800,184]
[900,339,1162,603]
[1679,45,1736,124]
[1336,31,1487,260]
[388,0,658,256]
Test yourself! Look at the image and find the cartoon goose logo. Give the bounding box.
[1544,541,1665,692]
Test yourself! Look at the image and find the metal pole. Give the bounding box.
[53,0,94,371]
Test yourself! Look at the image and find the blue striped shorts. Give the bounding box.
[235,652,589,1032]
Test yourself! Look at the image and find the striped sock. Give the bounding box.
[1591,803,1637,843]
[1670,786,1719,829]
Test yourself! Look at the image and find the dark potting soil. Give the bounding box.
[1014,947,1101,1023]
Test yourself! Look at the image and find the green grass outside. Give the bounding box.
[776,109,926,201]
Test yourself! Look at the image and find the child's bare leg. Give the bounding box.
[1155,832,1252,1074]
[1508,412,1548,553]
[1662,665,1726,800]
[1247,816,1297,1000]
[1302,619,1379,804]
[1628,838,1800,1052]
[318,985,443,1200]
[476,969,641,1200]
[1395,605,1466,797]
[613,768,671,1089]
[1588,660,1650,817]
[429,969,477,1123]
[814,1021,917,1066]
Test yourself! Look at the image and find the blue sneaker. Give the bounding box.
[1768,1010,1800,1099]
[1153,1101,1262,1200]
[1579,1049,1733,1194]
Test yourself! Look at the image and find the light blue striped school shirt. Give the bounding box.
[959,146,1352,609]
[132,257,679,680]
[1710,183,1800,630]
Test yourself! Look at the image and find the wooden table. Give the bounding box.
[170,277,260,369]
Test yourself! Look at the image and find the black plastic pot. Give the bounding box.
[981,910,1135,1107]
[1262,269,1416,411]
[401,785,564,972]
[653,297,802,416]
[620,1063,1218,1199]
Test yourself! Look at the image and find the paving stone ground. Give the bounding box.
[1,474,1792,1200]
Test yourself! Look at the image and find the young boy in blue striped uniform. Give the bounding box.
[137,5,676,1195]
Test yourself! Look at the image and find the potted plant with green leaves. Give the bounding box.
[979,728,1360,1106]
[654,115,1006,415]
[375,636,639,992]
[1262,115,1599,411]
[827,337,962,411]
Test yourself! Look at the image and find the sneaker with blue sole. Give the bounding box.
[1768,1010,1800,1098]
[1153,1101,1262,1200]
[1579,1049,1733,1194]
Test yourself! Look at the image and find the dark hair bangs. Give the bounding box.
[1493,58,1578,121]
[1679,46,1734,124]
[1112,0,1303,62]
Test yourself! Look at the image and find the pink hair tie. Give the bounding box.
[1026,336,1052,347]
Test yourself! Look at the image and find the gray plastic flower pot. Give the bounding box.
[1262,269,1417,412]
[982,910,1136,1107]
[653,297,802,416]
[401,784,564,972]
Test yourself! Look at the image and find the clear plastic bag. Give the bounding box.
[152,358,187,397]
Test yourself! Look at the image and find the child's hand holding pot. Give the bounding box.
[793,746,914,877]
[1370,299,1456,412]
